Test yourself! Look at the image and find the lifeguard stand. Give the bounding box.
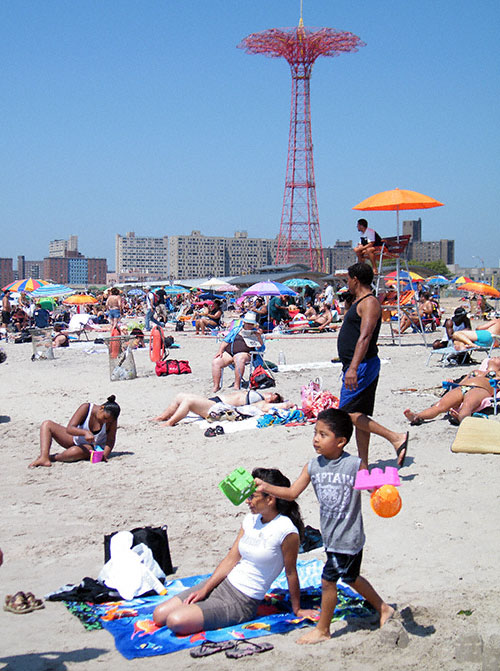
[374,235,427,346]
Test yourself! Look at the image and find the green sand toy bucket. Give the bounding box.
[219,467,256,506]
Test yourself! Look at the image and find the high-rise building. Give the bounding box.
[43,253,107,285]
[322,241,357,273]
[115,232,169,277]
[0,258,14,288]
[409,239,455,265]
[402,218,422,242]
[168,231,277,279]
[49,235,79,257]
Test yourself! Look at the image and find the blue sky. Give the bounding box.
[1,0,499,270]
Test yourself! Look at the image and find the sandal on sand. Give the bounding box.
[396,432,409,468]
[190,640,236,658]
[225,640,274,658]
[204,425,224,437]
[25,592,45,611]
[410,417,423,426]
[207,410,225,423]
[4,592,33,614]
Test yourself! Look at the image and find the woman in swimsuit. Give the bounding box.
[29,395,121,467]
[452,318,500,350]
[404,358,500,426]
[152,390,291,426]
[195,299,223,335]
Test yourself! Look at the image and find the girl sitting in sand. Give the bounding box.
[29,396,121,467]
[152,467,316,633]
[152,389,292,426]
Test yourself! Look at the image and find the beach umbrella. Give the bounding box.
[3,278,51,293]
[127,288,145,296]
[384,270,425,282]
[426,276,450,286]
[63,294,98,305]
[457,282,500,298]
[161,285,190,294]
[453,276,473,285]
[283,278,320,289]
[31,284,73,298]
[353,188,444,345]
[241,280,298,298]
[199,278,238,291]
[38,297,56,310]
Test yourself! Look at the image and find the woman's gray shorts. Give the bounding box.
[175,578,260,630]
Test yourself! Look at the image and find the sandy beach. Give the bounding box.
[1,302,499,670]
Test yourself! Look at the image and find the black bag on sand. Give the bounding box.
[104,525,173,576]
[175,321,184,332]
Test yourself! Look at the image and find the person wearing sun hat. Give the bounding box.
[211,312,264,392]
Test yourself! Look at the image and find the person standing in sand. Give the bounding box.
[255,409,394,644]
[105,288,122,330]
[337,263,408,468]
[29,396,120,467]
[2,290,12,337]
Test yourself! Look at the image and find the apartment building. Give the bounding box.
[115,232,169,276]
[49,235,79,257]
[168,230,278,279]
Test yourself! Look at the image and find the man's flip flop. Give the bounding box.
[190,640,236,658]
[225,640,274,658]
[396,432,409,468]
[25,592,44,611]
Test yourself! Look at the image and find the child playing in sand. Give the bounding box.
[255,408,394,644]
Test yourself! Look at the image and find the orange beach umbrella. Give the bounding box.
[457,282,500,298]
[353,188,444,213]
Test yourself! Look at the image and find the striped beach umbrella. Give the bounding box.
[2,278,51,293]
[31,284,73,298]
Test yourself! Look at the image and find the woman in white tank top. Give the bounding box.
[29,395,121,468]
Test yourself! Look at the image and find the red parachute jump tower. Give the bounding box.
[239,14,364,271]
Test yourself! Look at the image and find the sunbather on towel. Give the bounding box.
[153,467,317,633]
[29,396,121,467]
[451,318,500,350]
[152,390,293,426]
[404,358,500,426]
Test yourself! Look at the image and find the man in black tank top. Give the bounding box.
[337,263,382,465]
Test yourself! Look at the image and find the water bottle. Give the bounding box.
[278,351,286,366]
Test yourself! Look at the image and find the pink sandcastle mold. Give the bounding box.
[354,467,400,490]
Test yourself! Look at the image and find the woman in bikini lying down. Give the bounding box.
[404,358,500,426]
[152,389,293,426]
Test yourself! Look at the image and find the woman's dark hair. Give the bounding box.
[316,408,353,443]
[102,394,121,419]
[251,467,304,540]
[213,299,221,308]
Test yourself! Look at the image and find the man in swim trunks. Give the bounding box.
[451,318,500,350]
[337,263,384,468]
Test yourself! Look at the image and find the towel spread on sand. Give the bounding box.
[63,559,374,659]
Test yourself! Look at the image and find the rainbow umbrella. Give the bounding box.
[385,270,425,282]
[3,278,51,293]
[426,275,450,286]
[453,276,473,285]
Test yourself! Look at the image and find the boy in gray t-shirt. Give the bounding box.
[255,408,394,644]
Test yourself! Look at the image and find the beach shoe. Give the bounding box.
[190,640,236,658]
[223,410,238,421]
[225,640,274,658]
[4,592,34,614]
[204,425,224,438]
[207,410,225,423]
[25,592,45,611]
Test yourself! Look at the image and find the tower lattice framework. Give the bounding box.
[239,22,365,271]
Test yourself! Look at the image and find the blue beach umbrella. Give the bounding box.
[31,284,73,298]
[283,278,320,289]
[426,276,450,286]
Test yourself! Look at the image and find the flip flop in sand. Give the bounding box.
[25,592,45,611]
[190,640,236,658]
[396,432,409,468]
[4,592,34,614]
[225,640,274,658]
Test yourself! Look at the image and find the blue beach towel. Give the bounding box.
[65,559,374,659]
